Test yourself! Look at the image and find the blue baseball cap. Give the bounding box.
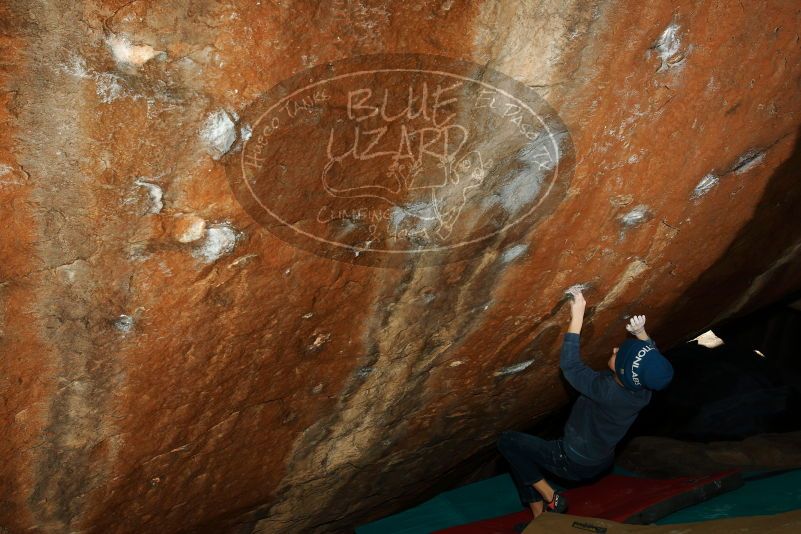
[615,339,673,391]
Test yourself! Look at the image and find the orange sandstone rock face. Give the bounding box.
[0,1,800,532]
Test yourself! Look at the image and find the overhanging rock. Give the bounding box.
[1,1,800,533]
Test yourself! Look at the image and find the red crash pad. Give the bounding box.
[433,470,742,534]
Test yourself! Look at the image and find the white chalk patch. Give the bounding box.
[496,137,560,215]
[501,243,528,263]
[63,55,90,79]
[732,150,765,175]
[134,179,164,214]
[200,110,237,159]
[94,72,126,103]
[692,173,719,199]
[114,314,134,333]
[62,54,139,104]
[690,330,724,348]
[497,170,544,215]
[389,206,407,229]
[565,283,591,295]
[620,205,651,227]
[656,24,681,60]
[654,23,685,72]
[194,222,239,262]
[494,359,535,377]
[240,123,253,142]
[449,360,464,367]
[106,34,161,67]
[390,202,438,230]
[482,132,563,214]
[302,312,314,319]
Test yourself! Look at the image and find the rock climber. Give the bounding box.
[497,287,674,519]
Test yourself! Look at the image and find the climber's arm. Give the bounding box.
[560,289,607,401]
[567,288,584,335]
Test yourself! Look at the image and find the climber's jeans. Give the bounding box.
[497,430,612,505]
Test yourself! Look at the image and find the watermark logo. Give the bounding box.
[227,53,574,267]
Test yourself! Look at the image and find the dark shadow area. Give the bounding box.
[656,126,801,347]
[626,293,801,443]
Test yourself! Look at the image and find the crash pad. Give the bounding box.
[433,470,742,533]
[564,469,743,523]
[657,468,801,524]
[522,508,801,533]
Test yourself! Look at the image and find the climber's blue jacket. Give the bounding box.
[559,333,652,466]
